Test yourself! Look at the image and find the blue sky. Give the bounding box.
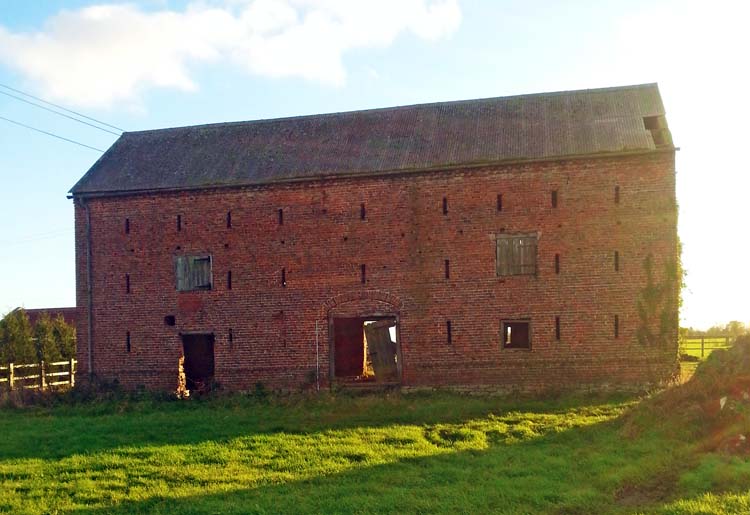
[0,0,748,329]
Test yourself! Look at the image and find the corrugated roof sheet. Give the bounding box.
[70,83,669,196]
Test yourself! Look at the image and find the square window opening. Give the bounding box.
[175,255,213,291]
[502,320,531,349]
[496,234,537,276]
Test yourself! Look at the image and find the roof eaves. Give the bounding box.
[69,145,674,200]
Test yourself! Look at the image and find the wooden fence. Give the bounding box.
[679,336,733,360]
[0,359,76,391]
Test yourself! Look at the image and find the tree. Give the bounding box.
[34,313,63,363]
[725,321,748,338]
[0,309,36,364]
[51,314,76,359]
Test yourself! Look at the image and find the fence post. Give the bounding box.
[8,363,14,390]
[701,337,705,358]
[40,361,46,390]
[69,359,75,388]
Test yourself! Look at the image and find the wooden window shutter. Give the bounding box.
[175,256,189,291]
[193,256,212,289]
[496,237,512,276]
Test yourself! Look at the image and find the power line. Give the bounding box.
[0,115,105,152]
[0,89,121,136]
[0,82,125,132]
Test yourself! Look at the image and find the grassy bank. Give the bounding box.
[0,388,749,514]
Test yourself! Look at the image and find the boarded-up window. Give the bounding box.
[175,255,213,291]
[501,320,531,349]
[496,234,537,276]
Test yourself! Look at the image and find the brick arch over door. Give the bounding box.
[320,289,403,319]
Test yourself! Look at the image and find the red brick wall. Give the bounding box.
[74,151,679,391]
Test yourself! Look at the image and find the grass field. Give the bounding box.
[680,338,733,360]
[1,390,749,515]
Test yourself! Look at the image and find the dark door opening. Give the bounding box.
[332,317,399,384]
[182,333,215,392]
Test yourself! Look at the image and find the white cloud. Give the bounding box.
[0,0,461,108]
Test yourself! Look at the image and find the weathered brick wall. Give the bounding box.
[74,151,679,391]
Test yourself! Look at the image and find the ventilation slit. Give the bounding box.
[551,190,558,208]
[278,208,284,225]
[126,331,131,353]
[125,218,130,234]
[555,254,560,274]
[555,316,561,341]
[497,194,503,212]
[447,320,452,344]
[442,197,448,215]
[177,215,182,231]
[227,270,232,290]
[615,251,620,272]
[614,315,620,338]
[360,203,366,220]
[227,211,232,228]
[361,264,366,284]
[125,273,130,294]
[281,268,286,287]
[445,259,450,279]
[614,186,620,204]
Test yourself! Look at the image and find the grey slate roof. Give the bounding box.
[70,83,669,196]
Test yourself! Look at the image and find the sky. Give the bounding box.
[0,0,748,329]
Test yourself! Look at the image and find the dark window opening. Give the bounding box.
[497,194,503,212]
[182,333,215,393]
[643,116,671,147]
[445,259,450,279]
[125,273,131,294]
[278,208,284,225]
[333,317,399,384]
[555,316,561,341]
[164,315,176,326]
[361,264,366,284]
[281,268,287,287]
[614,251,620,272]
[447,320,452,344]
[614,315,620,338]
[126,331,131,353]
[360,203,366,220]
[227,211,232,228]
[551,190,558,208]
[177,214,182,232]
[442,197,448,215]
[555,254,560,274]
[496,234,537,276]
[175,255,212,291]
[227,270,232,290]
[125,218,130,234]
[615,185,620,204]
[502,320,531,349]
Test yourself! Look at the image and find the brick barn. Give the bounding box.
[69,83,679,392]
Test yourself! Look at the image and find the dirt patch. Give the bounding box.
[615,473,678,507]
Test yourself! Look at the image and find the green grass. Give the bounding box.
[680,338,733,360]
[0,391,748,514]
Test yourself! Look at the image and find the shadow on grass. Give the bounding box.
[0,390,636,461]
[52,413,700,515]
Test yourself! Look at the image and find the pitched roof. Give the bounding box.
[70,83,670,197]
[18,307,77,328]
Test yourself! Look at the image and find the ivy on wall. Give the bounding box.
[636,252,682,348]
